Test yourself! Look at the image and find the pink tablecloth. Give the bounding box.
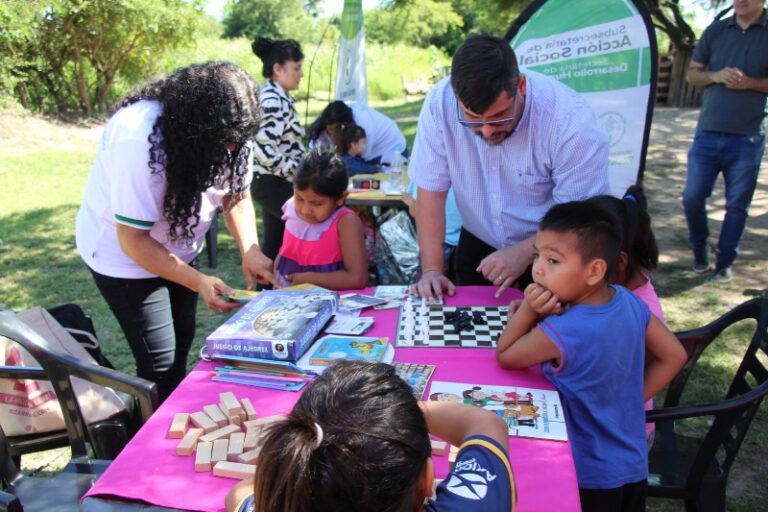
[85,286,580,511]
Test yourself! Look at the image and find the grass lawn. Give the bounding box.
[1,103,767,510]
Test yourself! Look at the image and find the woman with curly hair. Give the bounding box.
[250,37,305,263]
[75,62,276,401]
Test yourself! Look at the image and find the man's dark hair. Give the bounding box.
[451,34,520,114]
[539,200,622,281]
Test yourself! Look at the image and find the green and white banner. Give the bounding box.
[335,0,368,104]
[507,0,657,196]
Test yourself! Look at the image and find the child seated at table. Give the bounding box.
[332,122,381,176]
[225,360,515,512]
[274,149,368,290]
[495,200,686,512]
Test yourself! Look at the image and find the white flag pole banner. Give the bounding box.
[335,0,368,104]
[506,0,658,196]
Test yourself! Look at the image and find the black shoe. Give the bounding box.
[692,247,710,273]
[711,266,732,283]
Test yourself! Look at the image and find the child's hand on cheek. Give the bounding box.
[524,283,563,316]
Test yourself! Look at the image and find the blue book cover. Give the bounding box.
[205,289,338,361]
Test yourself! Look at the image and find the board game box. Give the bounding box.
[428,381,568,441]
[205,289,338,362]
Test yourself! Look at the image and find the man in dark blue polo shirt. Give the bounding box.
[683,0,768,282]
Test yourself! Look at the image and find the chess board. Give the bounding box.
[395,305,508,348]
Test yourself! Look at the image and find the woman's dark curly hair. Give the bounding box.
[116,62,260,242]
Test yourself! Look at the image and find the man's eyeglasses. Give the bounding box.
[456,96,518,128]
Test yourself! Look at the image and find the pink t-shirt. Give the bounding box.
[631,274,665,445]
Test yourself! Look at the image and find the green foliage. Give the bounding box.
[222,0,314,41]
[148,34,450,105]
[366,0,464,48]
[1,0,205,115]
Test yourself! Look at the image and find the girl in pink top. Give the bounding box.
[588,185,665,448]
[275,150,368,290]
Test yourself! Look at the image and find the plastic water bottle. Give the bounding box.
[389,146,406,192]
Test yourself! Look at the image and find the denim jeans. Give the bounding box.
[90,269,198,402]
[682,130,765,269]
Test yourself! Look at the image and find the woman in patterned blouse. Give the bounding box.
[250,37,305,262]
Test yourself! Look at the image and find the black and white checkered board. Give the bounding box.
[395,305,508,348]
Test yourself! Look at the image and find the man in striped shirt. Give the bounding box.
[410,35,610,299]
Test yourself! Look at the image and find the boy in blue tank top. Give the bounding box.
[496,200,686,512]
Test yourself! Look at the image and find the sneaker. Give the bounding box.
[711,266,733,283]
[692,247,710,273]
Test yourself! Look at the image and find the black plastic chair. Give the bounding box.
[647,297,768,512]
[0,311,158,510]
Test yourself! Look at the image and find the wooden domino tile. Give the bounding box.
[195,441,213,472]
[199,423,241,444]
[211,438,229,463]
[219,391,243,416]
[243,414,285,429]
[237,446,260,465]
[241,398,257,421]
[243,427,262,451]
[176,427,204,456]
[430,439,448,456]
[168,413,190,439]
[448,444,460,463]
[227,432,245,462]
[212,461,257,480]
[189,412,218,434]
[203,404,228,428]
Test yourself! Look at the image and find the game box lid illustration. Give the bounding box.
[307,335,390,365]
[205,289,338,362]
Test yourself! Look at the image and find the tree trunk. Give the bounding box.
[14,83,30,109]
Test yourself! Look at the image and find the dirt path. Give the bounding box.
[643,107,768,327]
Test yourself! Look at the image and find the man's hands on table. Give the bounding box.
[476,239,535,298]
[412,269,456,301]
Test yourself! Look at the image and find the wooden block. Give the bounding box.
[239,410,247,423]
[241,397,257,421]
[243,414,285,429]
[212,438,228,463]
[195,441,213,472]
[213,460,257,480]
[190,412,218,434]
[243,427,262,451]
[229,413,241,426]
[203,404,228,428]
[199,423,241,444]
[227,432,245,461]
[219,391,243,416]
[448,444,460,463]
[237,446,260,465]
[176,427,204,456]
[168,413,190,439]
[430,439,448,456]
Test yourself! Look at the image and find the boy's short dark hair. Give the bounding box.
[451,34,520,114]
[539,200,622,280]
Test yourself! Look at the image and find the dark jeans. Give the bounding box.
[579,479,647,512]
[683,130,765,268]
[90,269,198,402]
[250,173,294,261]
[454,228,533,290]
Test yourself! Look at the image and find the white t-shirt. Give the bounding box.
[75,100,252,279]
[347,102,406,164]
